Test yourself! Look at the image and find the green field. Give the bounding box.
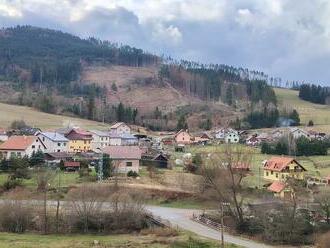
[275,88,330,130]
[0,232,235,248]
[0,102,107,130]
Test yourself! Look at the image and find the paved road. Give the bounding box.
[147,206,275,248]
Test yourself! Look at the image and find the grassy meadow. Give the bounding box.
[0,102,107,130]
[274,87,330,131]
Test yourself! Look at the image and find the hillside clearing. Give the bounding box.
[0,102,107,130]
[274,88,330,131]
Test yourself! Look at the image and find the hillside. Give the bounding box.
[275,87,330,131]
[0,102,107,130]
[0,25,276,130]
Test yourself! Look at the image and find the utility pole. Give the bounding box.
[220,202,230,248]
[98,153,103,182]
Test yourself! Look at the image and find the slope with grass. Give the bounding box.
[0,102,107,130]
[275,87,330,131]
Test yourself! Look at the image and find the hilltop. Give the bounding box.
[0,25,276,131]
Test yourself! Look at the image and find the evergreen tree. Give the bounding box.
[176,115,188,131]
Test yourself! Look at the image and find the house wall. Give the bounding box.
[1,138,44,159]
[110,125,131,135]
[225,133,239,143]
[0,134,8,142]
[38,134,68,153]
[114,159,139,173]
[91,135,110,151]
[175,132,191,144]
[68,140,91,152]
[109,138,122,146]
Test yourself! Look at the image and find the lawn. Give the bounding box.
[0,232,237,248]
[274,87,330,130]
[0,102,107,130]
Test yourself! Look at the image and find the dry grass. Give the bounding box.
[0,102,107,130]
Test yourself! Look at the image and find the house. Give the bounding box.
[174,129,193,145]
[109,122,131,135]
[37,132,69,153]
[246,135,260,146]
[268,181,292,199]
[289,128,310,140]
[141,151,169,169]
[90,130,110,151]
[44,152,72,163]
[263,156,307,181]
[64,161,80,172]
[0,135,46,159]
[193,133,212,145]
[102,146,141,173]
[109,133,138,146]
[65,129,93,153]
[215,128,239,143]
[0,128,8,142]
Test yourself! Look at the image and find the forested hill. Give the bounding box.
[0,26,159,85]
[0,25,279,130]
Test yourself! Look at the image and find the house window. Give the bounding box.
[126,162,132,167]
[58,143,61,146]
[17,152,21,157]
[271,171,273,175]
[84,141,86,144]
[276,173,278,178]
[42,137,45,142]
[64,143,67,146]
[57,149,60,152]
[32,145,35,149]
[266,172,269,176]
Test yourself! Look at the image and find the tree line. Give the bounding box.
[299,84,330,104]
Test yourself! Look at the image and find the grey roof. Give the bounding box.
[109,133,137,139]
[90,130,110,137]
[39,132,68,142]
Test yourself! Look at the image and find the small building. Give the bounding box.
[246,135,260,146]
[44,152,73,163]
[109,133,138,146]
[174,129,193,145]
[90,130,110,151]
[307,130,326,140]
[64,161,80,172]
[0,135,46,159]
[215,128,239,143]
[0,128,8,142]
[37,132,69,153]
[263,156,307,181]
[65,129,93,153]
[102,146,141,173]
[109,122,131,135]
[268,181,292,199]
[142,152,169,169]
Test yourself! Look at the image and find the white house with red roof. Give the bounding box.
[102,146,141,173]
[0,135,46,159]
[174,129,193,145]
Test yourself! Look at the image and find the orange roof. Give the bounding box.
[268,181,286,193]
[264,156,304,172]
[0,135,39,150]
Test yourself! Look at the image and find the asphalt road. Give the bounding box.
[146,206,276,248]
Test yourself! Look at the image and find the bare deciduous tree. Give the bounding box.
[199,145,252,225]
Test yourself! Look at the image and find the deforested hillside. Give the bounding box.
[0,25,278,131]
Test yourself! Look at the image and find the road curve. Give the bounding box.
[147,206,278,248]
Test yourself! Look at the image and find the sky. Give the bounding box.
[1,0,330,84]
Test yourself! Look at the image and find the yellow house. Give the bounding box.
[65,129,93,153]
[263,156,306,181]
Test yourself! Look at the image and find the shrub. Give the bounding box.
[0,201,33,233]
[3,178,22,191]
[127,170,139,178]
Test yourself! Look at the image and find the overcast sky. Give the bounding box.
[1,0,330,84]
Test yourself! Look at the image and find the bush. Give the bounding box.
[3,178,22,191]
[0,201,33,233]
[127,170,139,178]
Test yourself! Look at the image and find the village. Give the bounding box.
[0,121,330,245]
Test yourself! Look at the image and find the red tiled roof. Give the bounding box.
[102,146,141,159]
[0,135,38,150]
[268,181,286,193]
[232,162,250,170]
[264,156,305,172]
[64,161,80,167]
[65,129,92,140]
